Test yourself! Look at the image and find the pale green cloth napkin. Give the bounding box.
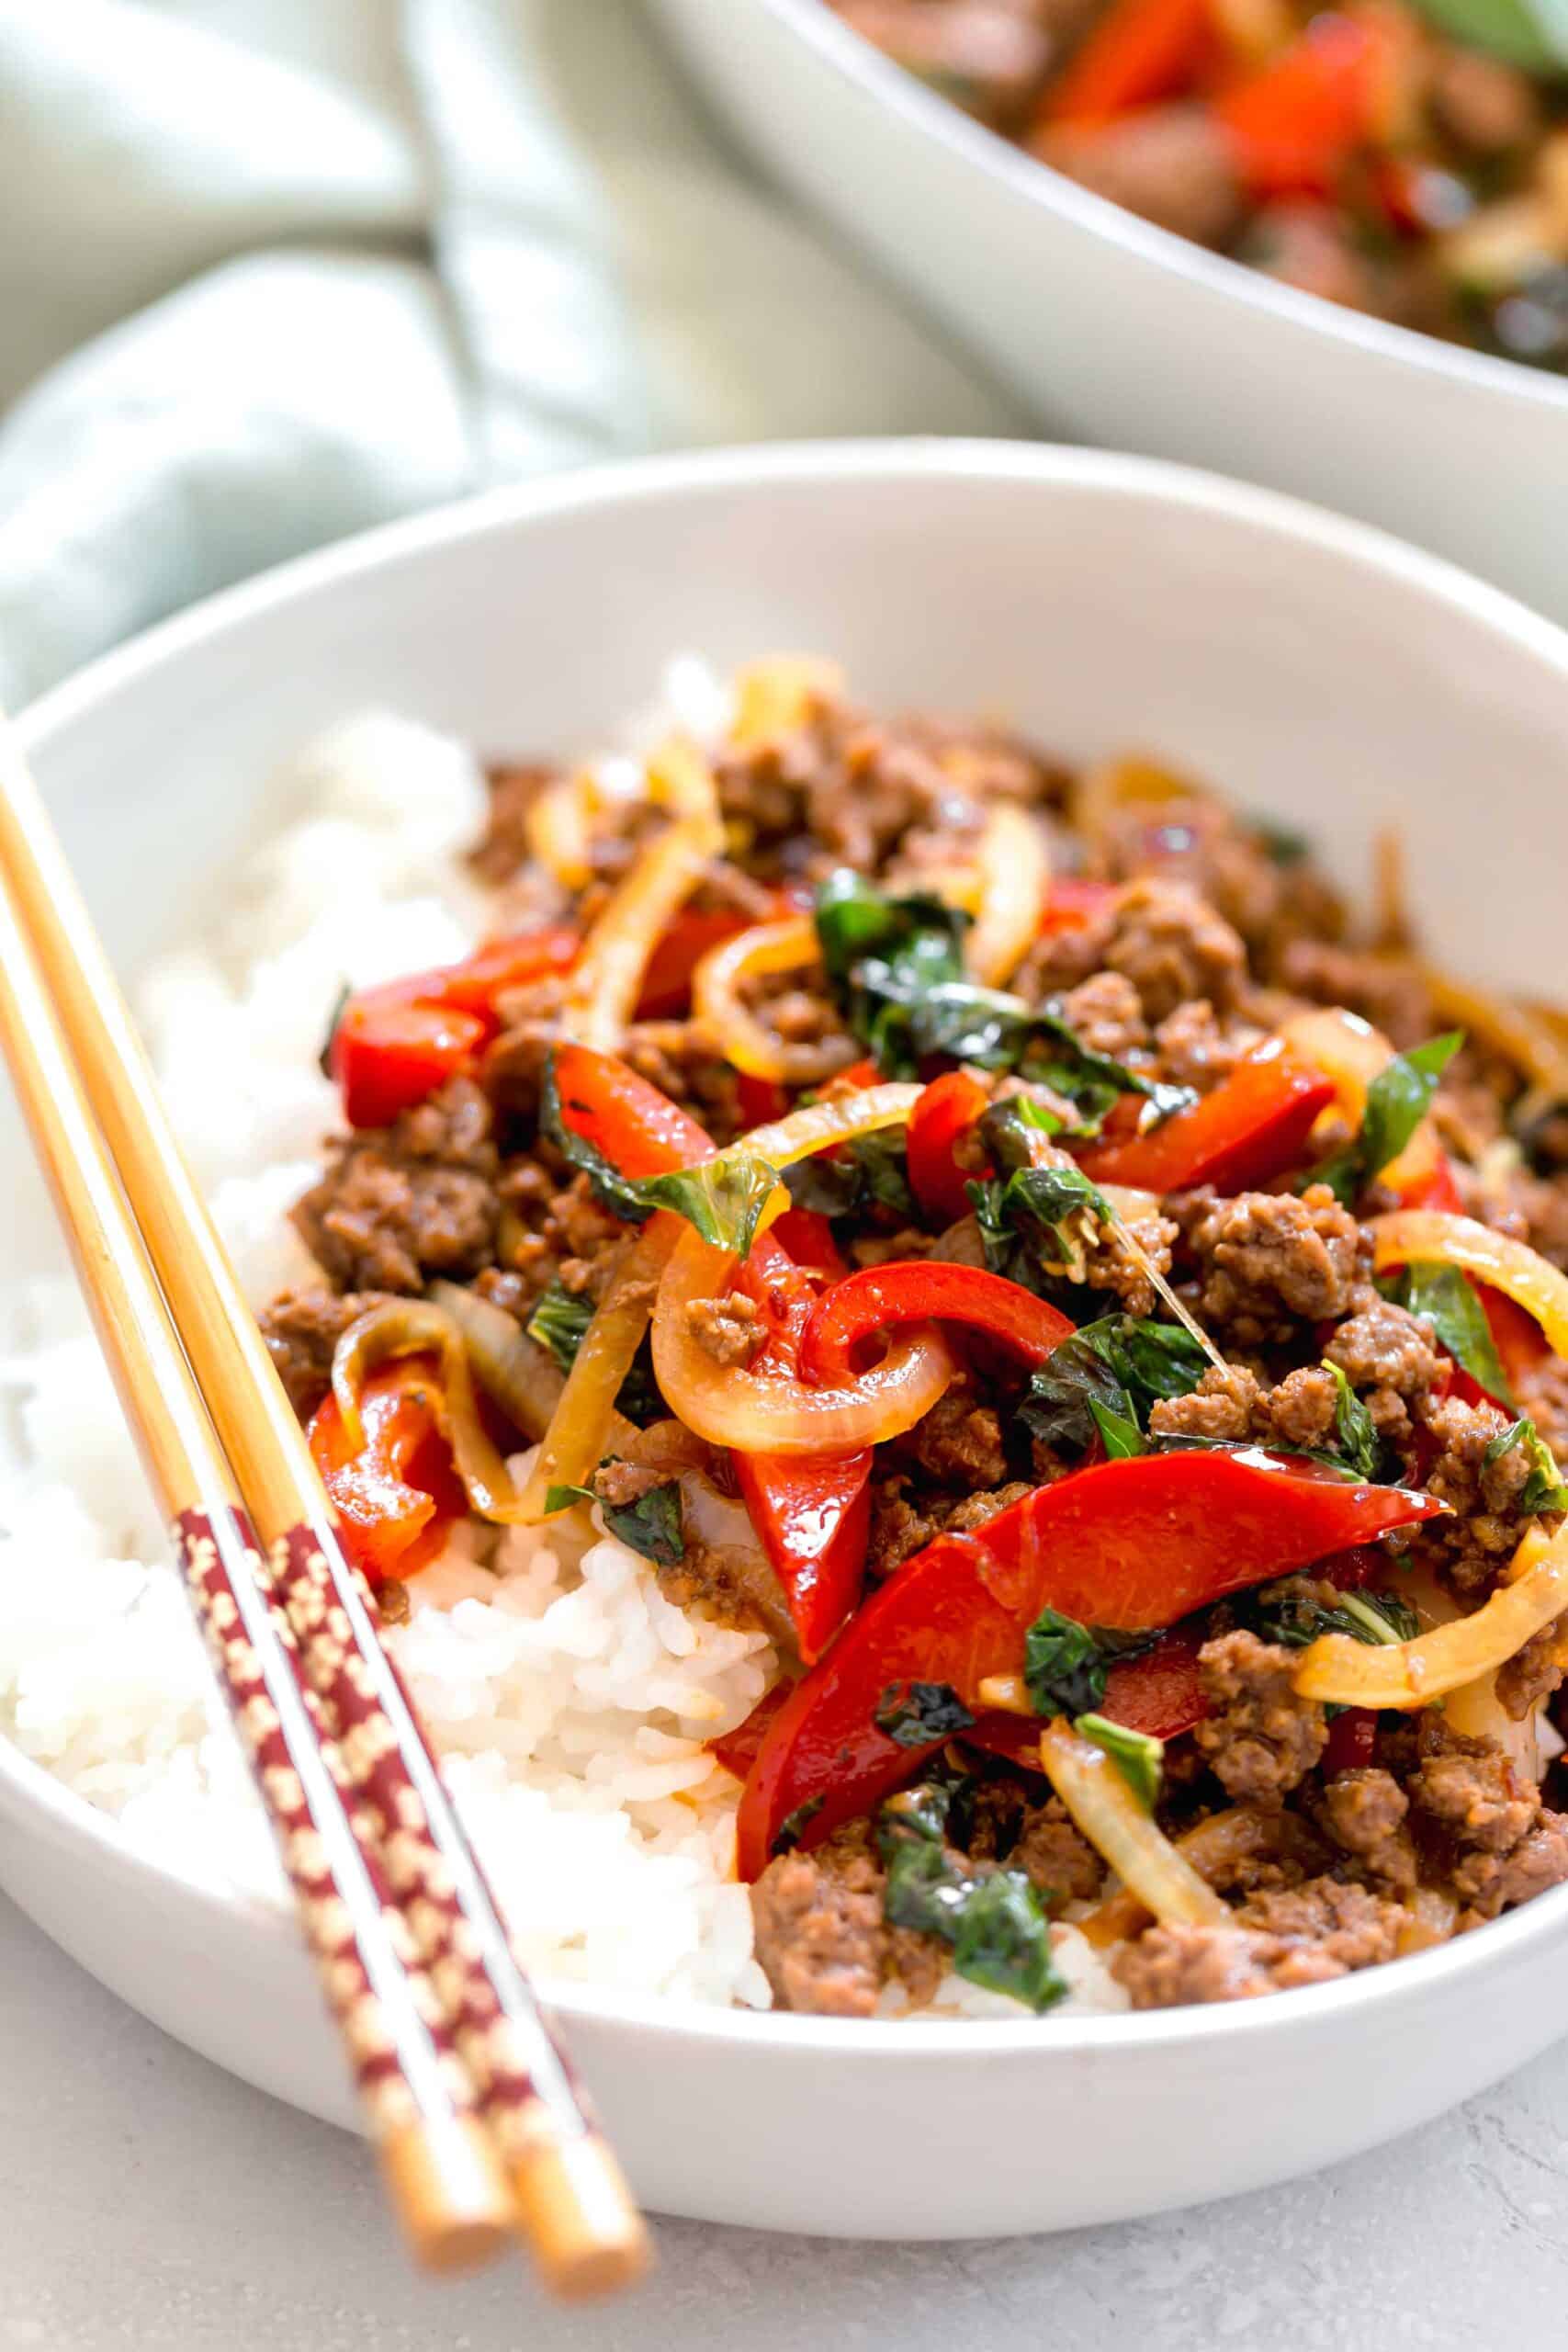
[0,0,1021,708]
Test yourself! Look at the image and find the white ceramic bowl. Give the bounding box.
[651,0,1568,624]
[3,441,1568,2241]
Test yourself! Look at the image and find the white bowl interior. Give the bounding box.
[6,442,1568,2235]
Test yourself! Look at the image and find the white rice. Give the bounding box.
[0,677,1125,2020]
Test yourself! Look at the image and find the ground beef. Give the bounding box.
[1326,1294,1441,1443]
[1147,1360,1346,1453]
[1520,1354,1568,1462]
[1183,1182,1363,1345]
[750,1847,887,2018]
[1430,42,1541,153]
[834,0,1057,129]
[1055,970,1148,1060]
[1114,1877,1404,2007]
[1081,1208,1180,1318]
[468,762,557,886]
[1034,105,1244,246]
[896,1374,1009,1489]
[684,1292,766,1367]
[1277,941,1433,1049]
[258,1286,394,1419]
[1194,1630,1328,1804]
[617,1022,744,1143]
[1495,1612,1568,1722]
[1320,1768,1416,1893]
[1092,876,1247,1024]
[1011,1798,1106,1909]
[293,1077,500,1294]
[1416,1393,1544,1595]
[590,1459,671,1510]
[865,1472,1032,1577]
[1153,999,1261,1094]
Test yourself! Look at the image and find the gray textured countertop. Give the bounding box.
[4,1891,1566,2350]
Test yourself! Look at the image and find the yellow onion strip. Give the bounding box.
[525,767,598,892]
[964,802,1050,988]
[560,807,721,1054]
[516,1221,682,1521]
[1293,1523,1568,1710]
[1079,1804,1322,1950]
[691,913,840,1083]
[332,1300,531,1523]
[1369,1209,1568,1356]
[1280,1005,1442,1195]
[653,1221,954,1453]
[648,732,722,826]
[1037,1721,1232,1930]
[728,655,843,748]
[1420,963,1568,1116]
[735,1080,920,1173]
[1072,753,1205,850]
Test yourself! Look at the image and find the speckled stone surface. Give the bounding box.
[4,1886,1565,2351]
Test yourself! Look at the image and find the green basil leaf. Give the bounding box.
[543,1481,595,1516]
[874,1680,977,1747]
[1325,1361,1382,1482]
[598,1476,685,1566]
[1312,1033,1463,1205]
[877,1780,1065,2013]
[1088,1396,1145,1459]
[525,1281,594,1376]
[1407,0,1568,71]
[771,1795,825,1857]
[541,1052,655,1224]
[1246,1582,1420,1647]
[1022,1607,1153,1716]
[1483,1417,1568,1516]
[318,979,351,1082]
[1019,1314,1209,1461]
[1379,1263,1514,1407]
[1075,1713,1164,1810]
[631,1152,779,1259]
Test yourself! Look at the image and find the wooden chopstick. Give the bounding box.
[0,718,650,2298]
[0,856,513,2272]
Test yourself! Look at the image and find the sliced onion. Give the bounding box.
[1037,1720,1232,1930]
[1072,754,1204,850]
[1293,1523,1568,1708]
[691,914,851,1083]
[332,1299,530,1522]
[728,656,843,748]
[1369,1209,1568,1356]
[428,1277,611,1446]
[734,1080,921,1172]
[516,1221,682,1521]
[1396,1887,1459,1956]
[1280,1005,1442,1195]
[525,768,597,891]
[965,802,1050,987]
[1393,1551,1545,1781]
[652,1219,953,1453]
[1420,964,1568,1119]
[648,733,722,826]
[561,808,722,1054]
[1079,1804,1324,1950]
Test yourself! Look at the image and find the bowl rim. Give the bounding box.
[737,0,1568,418]
[6,431,1568,2067]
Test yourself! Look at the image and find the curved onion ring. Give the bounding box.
[1280,1005,1442,1195]
[561,808,722,1054]
[692,914,854,1083]
[1421,964,1568,1115]
[653,1219,954,1453]
[965,802,1050,988]
[1369,1209,1568,1356]
[332,1299,531,1522]
[525,767,598,891]
[516,1221,682,1521]
[647,733,722,825]
[735,1080,922,1173]
[1037,1721,1232,1930]
[1078,1804,1327,1950]
[1293,1524,1568,1709]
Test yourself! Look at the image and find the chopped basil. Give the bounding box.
[874,1679,976,1747]
[1378,1262,1514,1407]
[1019,1313,1209,1460]
[630,1152,779,1258]
[525,1281,594,1375]
[1252,817,1310,865]
[1023,1607,1154,1717]
[811,871,1193,1124]
[1247,1581,1420,1648]
[1406,0,1568,72]
[1088,1396,1145,1459]
[541,1052,655,1224]
[877,1780,1065,2013]
[771,1795,825,1856]
[1325,1361,1382,1482]
[541,1470,684,1565]
[783,1126,918,1225]
[1310,1033,1463,1206]
[1483,1417,1568,1516]
[1076,1713,1164,1810]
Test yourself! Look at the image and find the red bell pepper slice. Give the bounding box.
[732,1231,874,1663]
[798,1261,1075,1385]
[550,1041,715,1177]
[1213,16,1385,200]
[332,925,578,1127]
[1037,878,1118,939]
[635,906,751,1020]
[965,1626,1207,1771]
[1040,0,1213,124]
[1389,1150,1544,1404]
[769,1208,849,1282]
[735,1449,1443,1874]
[708,1682,795,1781]
[737,1072,792,1129]
[308,1356,467,1589]
[907,1069,990,1225]
[1077,1037,1336,1194]
[1322,1705,1379,1775]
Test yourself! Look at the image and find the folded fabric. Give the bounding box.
[0,0,1021,709]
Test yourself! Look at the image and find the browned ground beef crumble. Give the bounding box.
[261,672,1568,2017]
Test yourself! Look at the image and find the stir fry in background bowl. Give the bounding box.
[827,0,1568,368]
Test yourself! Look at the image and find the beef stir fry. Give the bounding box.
[265,657,1568,2018]
[825,0,1568,371]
